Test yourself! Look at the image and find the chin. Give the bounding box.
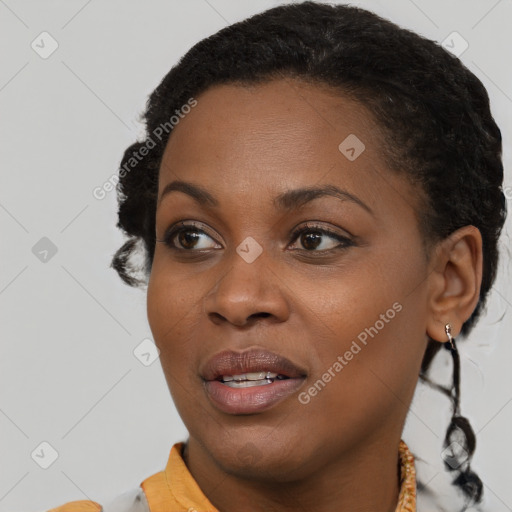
[204,433,318,483]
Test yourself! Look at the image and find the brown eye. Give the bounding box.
[161,222,222,251]
[176,229,202,250]
[299,231,323,250]
[289,224,353,252]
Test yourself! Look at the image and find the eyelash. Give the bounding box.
[290,222,353,253]
[158,220,354,254]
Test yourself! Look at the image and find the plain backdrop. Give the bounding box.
[1,1,511,511]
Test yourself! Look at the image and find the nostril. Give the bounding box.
[253,312,271,319]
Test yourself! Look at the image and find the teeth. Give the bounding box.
[220,372,290,387]
[224,379,274,388]
[247,371,278,380]
[221,371,279,382]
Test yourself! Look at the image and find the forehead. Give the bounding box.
[164,78,385,160]
[163,78,383,170]
[157,78,417,220]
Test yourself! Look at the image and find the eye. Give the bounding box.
[158,221,222,251]
[157,220,353,254]
[288,222,353,252]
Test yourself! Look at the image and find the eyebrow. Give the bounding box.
[157,180,373,215]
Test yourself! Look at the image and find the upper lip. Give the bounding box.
[201,348,307,381]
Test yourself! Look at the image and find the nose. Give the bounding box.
[203,248,290,327]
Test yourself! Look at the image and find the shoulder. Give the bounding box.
[46,487,149,512]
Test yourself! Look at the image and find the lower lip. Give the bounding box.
[204,378,305,415]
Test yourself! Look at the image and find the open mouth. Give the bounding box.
[218,372,290,388]
[201,348,307,414]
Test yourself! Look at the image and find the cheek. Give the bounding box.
[146,260,204,366]
[297,250,428,410]
[294,260,395,353]
[146,269,208,421]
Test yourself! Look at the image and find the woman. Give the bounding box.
[49,2,507,511]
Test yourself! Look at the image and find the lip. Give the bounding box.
[201,348,307,415]
[201,348,307,381]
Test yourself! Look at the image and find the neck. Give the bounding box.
[183,431,403,512]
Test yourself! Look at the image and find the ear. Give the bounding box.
[425,225,483,342]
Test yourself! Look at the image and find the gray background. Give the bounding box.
[1,1,511,511]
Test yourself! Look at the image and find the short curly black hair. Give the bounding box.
[110,2,506,508]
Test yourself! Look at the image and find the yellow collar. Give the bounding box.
[140,439,416,511]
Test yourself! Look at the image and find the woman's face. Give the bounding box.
[147,78,432,479]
